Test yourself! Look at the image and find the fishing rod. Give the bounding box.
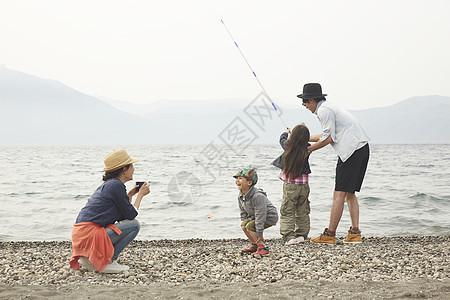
[220,19,288,130]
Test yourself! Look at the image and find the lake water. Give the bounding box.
[1,144,449,241]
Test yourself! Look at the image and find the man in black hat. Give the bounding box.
[298,83,370,244]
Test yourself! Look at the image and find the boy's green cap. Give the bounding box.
[233,168,258,185]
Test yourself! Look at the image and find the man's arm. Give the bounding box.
[308,135,333,152]
[309,133,323,142]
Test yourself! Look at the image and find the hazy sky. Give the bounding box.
[1,0,449,110]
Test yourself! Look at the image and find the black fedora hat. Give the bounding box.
[297,83,327,100]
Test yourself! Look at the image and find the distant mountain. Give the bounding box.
[130,95,450,144]
[99,96,251,117]
[139,100,322,144]
[1,66,449,144]
[0,66,153,144]
[350,96,450,143]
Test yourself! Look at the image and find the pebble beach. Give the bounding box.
[1,236,449,299]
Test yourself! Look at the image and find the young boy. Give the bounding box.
[234,168,278,257]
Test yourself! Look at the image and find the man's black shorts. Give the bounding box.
[335,144,369,194]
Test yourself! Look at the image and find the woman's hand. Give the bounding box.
[128,185,139,198]
[285,128,290,134]
[133,182,149,210]
[138,182,150,197]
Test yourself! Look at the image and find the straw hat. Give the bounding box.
[103,150,138,172]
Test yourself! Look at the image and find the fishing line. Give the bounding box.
[220,19,288,129]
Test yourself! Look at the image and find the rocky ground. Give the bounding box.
[0,236,449,299]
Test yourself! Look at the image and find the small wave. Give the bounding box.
[147,180,161,185]
[360,196,383,201]
[359,196,387,208]
[426,208,441,214]
[2,192,20,197]
[203,205,222,210]
[403,164,435,168]
[409,192,444,202]
[25,192,42,195]
[167,201,193,206]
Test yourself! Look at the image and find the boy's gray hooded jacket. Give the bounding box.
[238,186,278,237]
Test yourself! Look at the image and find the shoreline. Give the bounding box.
[1,236,449,299]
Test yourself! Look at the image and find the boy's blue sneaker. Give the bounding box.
[241,243,258,254]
